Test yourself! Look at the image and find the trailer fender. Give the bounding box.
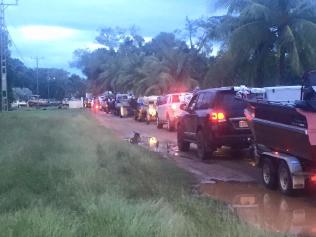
[262,152,305,189]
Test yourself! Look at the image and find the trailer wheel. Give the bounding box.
[262,158,277,189]
[278,161,294,195]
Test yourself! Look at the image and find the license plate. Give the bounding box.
[239,120,248,128]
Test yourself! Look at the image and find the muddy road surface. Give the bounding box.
[94,112,316,236]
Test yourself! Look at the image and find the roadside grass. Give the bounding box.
[0,110,289,237]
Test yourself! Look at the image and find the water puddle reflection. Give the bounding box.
[200,182,316,236]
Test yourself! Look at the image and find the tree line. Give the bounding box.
[7,58,86,101]
[72,0,316,96]
[3,57,87,103]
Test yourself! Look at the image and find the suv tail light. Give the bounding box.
[171,104,177,110]
[210,112,226,123]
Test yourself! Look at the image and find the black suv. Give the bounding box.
[177,87,252,159]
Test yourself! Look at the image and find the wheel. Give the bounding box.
[177,123,190,152]
[156,116,163,129]
[262,158,278,190]
[134,112,138,121]
[197,130,213,160]
[278,161,294,195]
[167,116,175,132]
[146,115,150,125]
[230,148,243,158]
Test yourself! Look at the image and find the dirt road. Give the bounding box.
[94,113,258,182]
[94,112,316,236]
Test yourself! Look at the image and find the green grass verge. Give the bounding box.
[0,110,288,237]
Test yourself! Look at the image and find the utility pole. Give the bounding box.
[47,75,55,103]
[33,56,43,96]
[0,0,18,112]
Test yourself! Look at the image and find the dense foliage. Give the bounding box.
[210,0,316,86]
[72,0,316,95]
[6,58,86,101]
[72,28,213,96]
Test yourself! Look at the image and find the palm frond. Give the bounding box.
[278,25,301,74]
[230,21,274,62]
[240,2,272,23]
[214,0,252,14]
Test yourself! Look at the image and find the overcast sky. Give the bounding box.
[6,0,214,74]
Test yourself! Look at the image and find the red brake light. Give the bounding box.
[311,175,316,183]
[211,112,226,122]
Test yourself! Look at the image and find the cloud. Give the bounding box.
[8,25,99,73]
[18,25,79,41]
[5,0,211,73]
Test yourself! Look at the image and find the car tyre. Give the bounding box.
[156,116,163,129]
[197,130,213,160]
[262,158,278,190]
[177,123,190,152]
[278,161,294,196]
[230,148,243,158]
[146,115,150,125]
[167,116,175,132]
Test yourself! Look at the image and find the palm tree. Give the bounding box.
[135,33,200,95]
[215,0,316,85]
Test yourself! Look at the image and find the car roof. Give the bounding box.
[197,87,234,94]
[163,92,192,96]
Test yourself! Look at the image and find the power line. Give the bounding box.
[7,31,27,65]
[0,0,18,112]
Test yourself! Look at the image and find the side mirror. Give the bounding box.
[180,103,187,111]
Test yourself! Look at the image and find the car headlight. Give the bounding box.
[148,108,156,116]
[171,104,177,110]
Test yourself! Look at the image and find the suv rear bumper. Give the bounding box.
[211,134,252,149]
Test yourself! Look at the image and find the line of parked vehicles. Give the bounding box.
[87,71,316,196]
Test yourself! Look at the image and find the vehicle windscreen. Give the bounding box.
[306,72,316,86]
[118,96,128,100]
[216,92,247,117]
[172,95,180,103]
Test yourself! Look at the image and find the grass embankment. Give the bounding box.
[0,110,287,237]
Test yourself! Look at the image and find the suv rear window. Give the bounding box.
[216,92,247,116]
[172,95,180,103]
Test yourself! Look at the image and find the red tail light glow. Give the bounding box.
[211,112,226,122]
[311,175,316,183]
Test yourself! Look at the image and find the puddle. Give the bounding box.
[126,132,182,156]
[200,182,316,236]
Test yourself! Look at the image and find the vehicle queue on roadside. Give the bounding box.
[84,73,316,196]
